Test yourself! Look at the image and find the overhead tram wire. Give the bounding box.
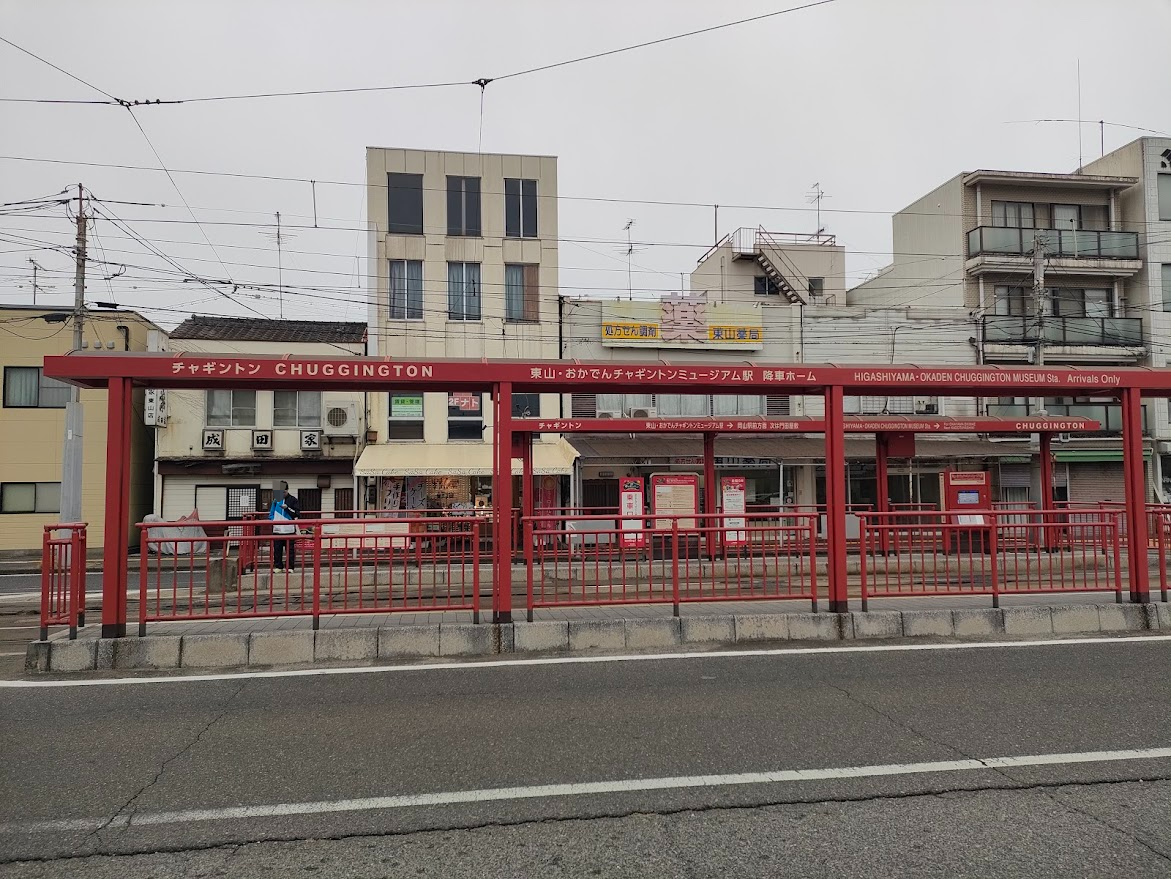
[1,2,838,107]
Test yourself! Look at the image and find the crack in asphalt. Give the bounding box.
[77,679,249,854]
[5,775,1171,867]
[1044,786,1171,865]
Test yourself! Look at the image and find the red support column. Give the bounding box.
[1121,387,1150,603]
[101,377,132,637]
[703,432,717,560]
[875,433,890,555]
[824,385,848,613]
[1038,432,1054,551]
[494,382,514,622]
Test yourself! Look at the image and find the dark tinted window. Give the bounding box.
[388,173,423,235]
[447,176,481,236]
[505,178,537,238]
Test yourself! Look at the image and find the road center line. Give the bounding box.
[5,747,1170,835]
[3,634,1171,689]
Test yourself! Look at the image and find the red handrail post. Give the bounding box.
[808,514,818,613]
[524,519,535,623]
[139,524,150,636]
[311,524,323,631]
[39,528,51,641]
[1111,518,1124,604]
[472,521,481,624]
[989,514,1000,609]
[859,514,869,613]
[671,518,680,616]
[74,526,87,629]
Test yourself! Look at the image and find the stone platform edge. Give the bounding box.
[25,603,1171,674]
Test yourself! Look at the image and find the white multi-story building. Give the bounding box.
[152,316,368,523]
[1082,137,1171,500]
[851,150,1165,503]
[356,148,575,513]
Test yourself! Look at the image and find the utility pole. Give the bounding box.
[1032,230,1047,416]
[28,258,41,305]
[59,184,87,526]
[275,211,284,319]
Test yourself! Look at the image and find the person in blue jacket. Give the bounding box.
[269,481,301,570]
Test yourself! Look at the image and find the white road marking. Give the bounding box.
[5,746,1171,834]
[0,625,55,631]
[0,591,103,603]
[0,652,26,657]
[3,633,1170,689]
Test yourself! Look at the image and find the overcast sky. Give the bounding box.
[2,0,1169,329]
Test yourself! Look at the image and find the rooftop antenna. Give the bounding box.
[260,211,296,319]
[616,219,647,300]
[806,183,829,237]
[1076,59,1083,172]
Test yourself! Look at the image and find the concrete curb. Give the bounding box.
[23,602,1171,674]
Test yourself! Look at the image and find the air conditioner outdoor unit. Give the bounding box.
[628,407,658,418]
[595,410,620,419]
[322,398,360,436]
[914,398,939,415]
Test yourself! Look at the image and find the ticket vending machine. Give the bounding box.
[939,470,992,554]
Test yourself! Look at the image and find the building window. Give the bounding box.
[0,482,60,514]
[446,176,481,236]
[807,277,824,298]
[273,391,321,427]
[387,173,423,235]
[512,393,540,418]
[1163,264,1171,312]
[387,392,424,440]
[1159,174,1171,222]
[991,201,1035,228]
[447,262,482,321]
[447,392,483,441]
[712,395,765,417]
[1052,288,1111,318]
[505,264,539,322]
[993,286,1029,316]
[3,367,69,408]
[206,390,257,427]
[754,275,781,296]
[505,178,538,238]
[389,259,423,320]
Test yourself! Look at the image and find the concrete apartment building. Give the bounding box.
[153,316,368,523]
[0,305,159,554]
[561,228,987,518]
[1081,137,1171,500]
[851,145,1167,504]
[357,148,575,514]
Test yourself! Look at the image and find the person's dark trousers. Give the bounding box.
[274,536,297,569]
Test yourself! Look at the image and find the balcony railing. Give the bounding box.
[984,315,1144,347]
[986,403,1149,434]
[967,226,1139,260]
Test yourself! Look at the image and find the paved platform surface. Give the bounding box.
[3,637,1171,876]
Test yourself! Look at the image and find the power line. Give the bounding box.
[0,35,120,101]
[1,2,838,106]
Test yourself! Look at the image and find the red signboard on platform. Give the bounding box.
[651,473,699,529]
[619,477,645,548]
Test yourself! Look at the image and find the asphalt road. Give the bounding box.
[3,638,1171,876]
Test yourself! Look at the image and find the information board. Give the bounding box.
[721,475,747,545]
[651,473,699,530]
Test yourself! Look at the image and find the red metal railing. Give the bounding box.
[523,512,818,620]
[138,516,481,633]
[39,524,87,640]
[1149,505,1171,603]
[859,510,1123,609]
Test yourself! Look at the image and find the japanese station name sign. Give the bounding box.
[44,354,1161,396]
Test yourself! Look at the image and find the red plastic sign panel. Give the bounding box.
[619,477,645,547]
[651,473,699,530]
[721,475,747,545]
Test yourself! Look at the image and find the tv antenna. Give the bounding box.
[616,219,647,300]
[807,183,830,237]
[28,258,43,305]
[259,211,296,318]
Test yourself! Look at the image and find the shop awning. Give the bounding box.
[355,439,577,477]
[1052,449,1152,463]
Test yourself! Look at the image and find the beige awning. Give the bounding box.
[355,439,576,477]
